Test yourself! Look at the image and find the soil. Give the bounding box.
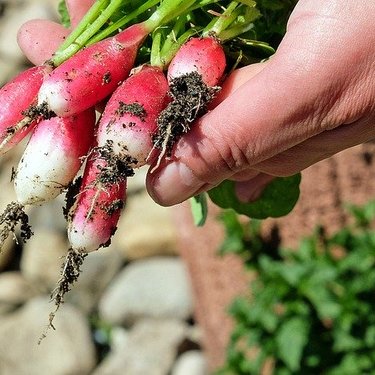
[0,202,33,249]
[152,71,220,157]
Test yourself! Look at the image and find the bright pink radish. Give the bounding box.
[38,24,148,117]
[0,65,50,154]
[167,36,226,86]
[96,65,170,167]
[151,36,226,167]
[67,149,128,252]
[14,108,96,205]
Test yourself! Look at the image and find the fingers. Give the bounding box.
[66,0,95,28]
[146,50,334,206]
[17,20,69,65]
[254,115,375,176]
[235,174,275,203]
[17,0,95,64]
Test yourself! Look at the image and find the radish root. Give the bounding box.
[0,202,33,250]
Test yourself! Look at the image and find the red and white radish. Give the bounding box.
[96,65,170,168]
[0,65,51,154]
[38,24,148,117]
[167,36,226,86]
[67,145,129,252]
[0,109,96,248]
[15,108,96,205]
[152,36,226,168]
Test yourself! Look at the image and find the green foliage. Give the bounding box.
[58,0,70,28]
[208,174,301,220]
[219,201,375,374]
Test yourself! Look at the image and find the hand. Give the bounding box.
[17,1,375,206]
[17,0,95,65]
[146,0,375,205]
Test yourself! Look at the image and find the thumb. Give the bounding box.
[146,60,283,206]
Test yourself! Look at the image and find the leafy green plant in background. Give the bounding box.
[218,201,375,374]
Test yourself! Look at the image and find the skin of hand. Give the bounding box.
[17,0,375,206]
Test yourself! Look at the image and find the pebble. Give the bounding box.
[93,319,187,375]
[0,271,37,314]
[171,351,208,375]
[112,192,178,260]
[99,257,194,325]
[20,229,68,291]
[0,297,96,375]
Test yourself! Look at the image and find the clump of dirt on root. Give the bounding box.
[152,71,220,159]
[0,202,33,250]
[39,248,87,344]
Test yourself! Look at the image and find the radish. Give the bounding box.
[167,36,226,87]
[37,0,197,117]
[96,65,170,168]
[0,65,51,155]
[66,142,131,253]
[14,109,96,205]
[152,36,226,169]
[0,109,96,248]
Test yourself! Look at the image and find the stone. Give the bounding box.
[0,297,96,375]
[28,195,67,233]
[0,271,37,314]
[93,319,187,375]
[0,235,16,272]
[66,245,123,313]
[171,351,208,375]
[20,230,68,291]
[112,192,178,260]
[126,166,147,195]
[99,257,193,325]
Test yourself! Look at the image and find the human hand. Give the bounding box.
[146,0,375,205]
[17,1,375,207]
[17,0,95,65]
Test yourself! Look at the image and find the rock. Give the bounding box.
[0,297,96,375]
[28,195,67,233]
[20,230,68,291]
[171,351,208,375]
[126,166,147,195]
[112,192,178,260]
[66,245,124,313]
[0,235,16,272]
[0,271,37,314]
[93,319,187,375]
[99,257,194,325]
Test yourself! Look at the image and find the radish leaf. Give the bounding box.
[190,193,208,227]
[208,174,301,219]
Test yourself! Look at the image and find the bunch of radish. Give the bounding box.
[0,0,267,333]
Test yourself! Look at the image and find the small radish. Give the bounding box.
[0,65,51,154]
[167,36,226,87]
[38,0,192,117]
[15,109,96,205]
[38,24,147,117]
[66,141,132,253]
[152,36,226,168]
[96,65,170,168]
[0,109,96,249]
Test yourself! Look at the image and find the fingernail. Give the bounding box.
[148,162,204,206]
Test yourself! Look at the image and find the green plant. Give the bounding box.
[219,201,375,374]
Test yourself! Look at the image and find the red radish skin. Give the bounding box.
[14,108,96,205]
[96,65,170,167]
[151,37,226,168]
[38,24,149,117]
[67,154,127,253]
[167,36,226,86]
[0,65,50,154]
